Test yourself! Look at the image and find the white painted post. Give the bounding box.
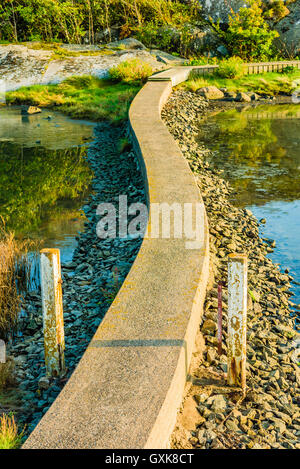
[227,254,248,393]
[40,248,65,377]
[0,339,5,363]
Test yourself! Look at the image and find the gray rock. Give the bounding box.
[206,394,228,413]
[235,92,251,103]
[275,2,300,56]
[38,376,50,390]
[197,86,224,100]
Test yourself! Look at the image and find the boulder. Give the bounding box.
[38,376,50,390]
[21,105,42,115]
[197,86,224,100]
[107,38,146,50]
[178,396,205,430]
[91,24,120,44]
[275,2,300,56]
[235,92,251,103]
[198,0,246,22]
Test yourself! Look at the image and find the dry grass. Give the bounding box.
[0,221,38,339]
[0,359,15,391]
[0,232,21,338]
[0,414,23,449]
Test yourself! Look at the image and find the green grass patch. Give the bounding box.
[109,58,153,84]
[6,75,142,123]
[180,70,300,96]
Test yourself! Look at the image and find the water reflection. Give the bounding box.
[0,106,94,264]
[198,103,300,305]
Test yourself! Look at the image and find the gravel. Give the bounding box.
[162,90,300,450]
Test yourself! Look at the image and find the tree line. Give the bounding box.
[0,0,200,44]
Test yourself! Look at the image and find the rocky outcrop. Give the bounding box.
[198,0,247,22]
[275,1,300,56]
[0,43,174,91]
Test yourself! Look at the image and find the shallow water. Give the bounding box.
[0,106,95,264]
[198,103,300,306]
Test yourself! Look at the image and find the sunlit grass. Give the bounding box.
[6,75,142,123]
[180,70,300,96]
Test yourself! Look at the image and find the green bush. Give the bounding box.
[217,57,246,79]
[109,59,153,83]
[211,0,279,61]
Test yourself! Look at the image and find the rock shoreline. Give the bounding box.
[4,121,146,439]
[161,90,300,449]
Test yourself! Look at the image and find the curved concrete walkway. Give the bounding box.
[23,66,210,449]
[24,60,299,449]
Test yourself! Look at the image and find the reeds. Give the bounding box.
[0,414,23,449]
[0,221,39,339]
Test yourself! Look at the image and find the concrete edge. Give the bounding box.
[22,66,210,449]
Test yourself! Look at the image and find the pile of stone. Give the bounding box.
[197,86,270,102]
[162,90,300,449]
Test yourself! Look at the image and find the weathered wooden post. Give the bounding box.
[0,339,5,364]
[227,254,247,393]
[40,248,65,377]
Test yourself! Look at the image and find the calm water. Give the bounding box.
[0,106,95,264]
[198,103,300,306]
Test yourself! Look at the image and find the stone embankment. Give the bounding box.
[5,122,146,436]
[162,90,300,450]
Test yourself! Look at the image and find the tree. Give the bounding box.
[211,0,279,61]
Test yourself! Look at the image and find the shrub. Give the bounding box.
[109,59,153,83]
[211,0,279,61]
[217,57,246,79]
[0,414,23,449]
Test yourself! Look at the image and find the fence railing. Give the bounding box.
[191,60,300,76]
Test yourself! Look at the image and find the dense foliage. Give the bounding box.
[211,0,280,61]
[0,0,202,44]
